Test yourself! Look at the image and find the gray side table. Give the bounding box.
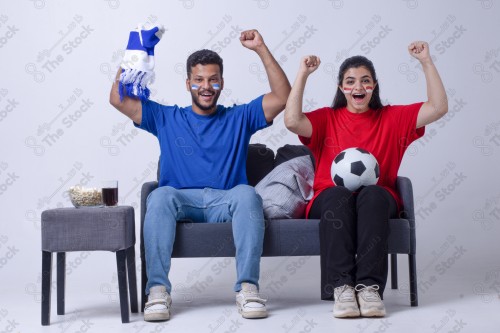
[41,206,137,325]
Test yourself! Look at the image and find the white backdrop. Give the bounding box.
[1,0,500,331]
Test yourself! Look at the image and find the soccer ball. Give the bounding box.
[330,148,380,192]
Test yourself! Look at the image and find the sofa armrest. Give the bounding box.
[396,176,414,221]
[140,181,158,259]
[139,181,158,310]
[140,181,158,226]
[396,176,416,254]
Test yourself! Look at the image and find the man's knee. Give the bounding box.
[231,184,262,203]
[147,186,179,210]
[228,185,264,222]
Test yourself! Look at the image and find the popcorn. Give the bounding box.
[69,186,103,207]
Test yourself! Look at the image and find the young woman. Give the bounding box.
[284,42,447,318]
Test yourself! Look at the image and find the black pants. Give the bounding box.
[309,185,397,300]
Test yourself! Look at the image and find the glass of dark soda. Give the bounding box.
[101,181,118,206]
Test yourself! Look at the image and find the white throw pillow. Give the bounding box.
[255,155,314,219]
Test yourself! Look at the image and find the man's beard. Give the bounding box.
[191,90,221,112]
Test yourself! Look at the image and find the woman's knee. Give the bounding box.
[357,185,392,211]
[315,187,356,229]
[358,185,389,201]
[322,186,353,198]
[318,186,355,212]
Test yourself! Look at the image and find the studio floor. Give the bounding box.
[3,255,500,333]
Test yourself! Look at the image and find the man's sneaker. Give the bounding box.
[333,285,360,318]
[355,284,386,317]
[236,283,267,319]
[144,285,172,322]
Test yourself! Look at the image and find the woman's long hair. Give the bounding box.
[331,55,384,110]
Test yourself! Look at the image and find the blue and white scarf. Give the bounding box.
[119,23,165,101]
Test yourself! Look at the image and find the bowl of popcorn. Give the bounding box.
[69,186,103,207]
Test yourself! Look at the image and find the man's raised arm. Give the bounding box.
[240,29,291,123]
[109,68,142,125]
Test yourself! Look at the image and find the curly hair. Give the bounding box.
[186,49,223,78]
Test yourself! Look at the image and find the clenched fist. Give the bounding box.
[299,55,321,76]
[408,41,432,64]
[239,29,265,51]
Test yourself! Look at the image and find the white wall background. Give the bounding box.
[1,0,500,331]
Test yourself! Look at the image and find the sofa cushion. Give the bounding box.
[171,219,321,257]
[255,155,314,219]
[246,143,275,186]
[169,218,410,257]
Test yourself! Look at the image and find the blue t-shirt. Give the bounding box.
[136,95,269,189]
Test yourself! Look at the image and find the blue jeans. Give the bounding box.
[144,184,264,295]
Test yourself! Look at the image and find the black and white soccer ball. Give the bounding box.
[330,148,380,192]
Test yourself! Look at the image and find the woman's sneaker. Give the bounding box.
[236,283,267,319]
[144,285,172,322]
[355,284,386,317]
[333,285,360,318]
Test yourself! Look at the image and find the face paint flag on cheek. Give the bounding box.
[191,84,200,90]
[365,86,374,93]
[212,83,221,90]
[343,87,352,94]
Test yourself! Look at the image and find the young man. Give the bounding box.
[109,29,290,321]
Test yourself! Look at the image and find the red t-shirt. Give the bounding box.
[299,103,425,217]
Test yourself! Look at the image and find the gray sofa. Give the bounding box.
[139,144,418,310]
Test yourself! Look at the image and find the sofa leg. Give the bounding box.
[390,254,398,289]
[57,252,66,315]
[116,250,130,323]
[41,251,53,326]
[409,254,418,306]
[126,246,138,313]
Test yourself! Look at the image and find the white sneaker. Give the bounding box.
[236,283,267,319]
[144,285,172,322]
[355,284,386,317]
[333,285,360,318]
